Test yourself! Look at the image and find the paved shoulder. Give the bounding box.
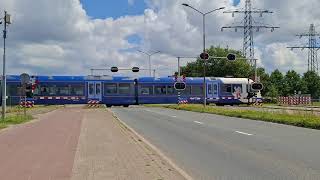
[0,107,83,180]
[71,108,186,180]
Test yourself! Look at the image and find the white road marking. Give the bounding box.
[194,121,204,125]
[235,131,253,136]
[171,116,177,118]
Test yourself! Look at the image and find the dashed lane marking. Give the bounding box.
[235,131,253,136]
[193,121,204,125]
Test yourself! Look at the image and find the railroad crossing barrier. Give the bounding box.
[178,98,188,105]
[278,96,311,106]
[20,100,34,108]
[87,100,101,108]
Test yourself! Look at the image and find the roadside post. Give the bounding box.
[174,74,187,105]
[20,73,30,117]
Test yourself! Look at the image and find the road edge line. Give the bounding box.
[108,109,194,180]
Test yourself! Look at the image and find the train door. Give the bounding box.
[88,81,102,101]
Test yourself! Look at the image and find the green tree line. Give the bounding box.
[180,46,320,99]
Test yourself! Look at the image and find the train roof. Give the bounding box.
[6,75,253,84]
[216,78,253,84]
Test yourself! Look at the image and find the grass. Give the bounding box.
[0,114,33,129]
[0,105,62,130]
[145,104,320,130]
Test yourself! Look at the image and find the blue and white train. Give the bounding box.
[3,75,262,107]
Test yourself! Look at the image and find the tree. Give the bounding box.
[181,46,253,78]
[283,70,303,96]
[269,69,285,96]
[302,71,320,99]
[266,84,279,102]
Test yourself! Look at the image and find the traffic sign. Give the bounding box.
[20,73,30,84]
[174,82,186,90]
[200,52,209,60]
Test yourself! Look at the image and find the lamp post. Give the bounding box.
[137,50,160,77]
[1,11,11,120]
[182,3,225,107]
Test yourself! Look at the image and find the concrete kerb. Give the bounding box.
[107,108,194,180]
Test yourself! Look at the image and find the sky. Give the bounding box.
[0,0,319,77]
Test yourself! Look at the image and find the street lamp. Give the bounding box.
[0,11,11,120]
[137,50,160,77]
[182,3,225,107]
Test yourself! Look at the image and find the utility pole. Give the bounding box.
[287,24,320,73]
[221,0,279,66]
[1,11,11,120]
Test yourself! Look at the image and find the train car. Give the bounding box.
[207,77,262,105]
[3,75,261,106]
[137,77,205,104]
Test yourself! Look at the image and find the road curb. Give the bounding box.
[108,108,194,180]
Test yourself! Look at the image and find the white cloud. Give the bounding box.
[0,0,318,77]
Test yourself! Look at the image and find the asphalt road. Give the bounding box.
[111,106,320,180]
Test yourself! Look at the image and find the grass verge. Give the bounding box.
[145,104,320,130]
[0,105,62,130]
[0,114,33,129]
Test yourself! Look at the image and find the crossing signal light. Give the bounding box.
[132,67,140,72]
[227,53,236,61]
[174,82,186,91]
[200,52,209,60]
[251,83,263,91]
[111,67,118,72]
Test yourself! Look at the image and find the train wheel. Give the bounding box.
[123,105,129,108]
[106,104,112,108]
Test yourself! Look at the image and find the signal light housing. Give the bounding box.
[132,67,139,72]
[251,83,263,91]
[111,67,119,72]
[200,52,209,60]
[174,82,186,91]
[227,53,236,61]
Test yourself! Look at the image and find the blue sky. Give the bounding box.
[80,0,147,19]
[234,0,240,6]
[81,0,241,19]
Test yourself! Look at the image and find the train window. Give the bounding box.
[155,86,166,95]
[49,85,58,95]
[104,83,117,95]
[208,84,212,95]
[119,83,131,94]
[7,84,19,96]
[70,85,84,95]
[213,84,218,95]
[232,84,242,93]
[181,86,191,95]
[191,86,203,95]
[57,86,70,95]
[222,84,232,93]
[167,86,175,95]
[96,84,101,94]
[89,84,94,95]
[139,86,153,95]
